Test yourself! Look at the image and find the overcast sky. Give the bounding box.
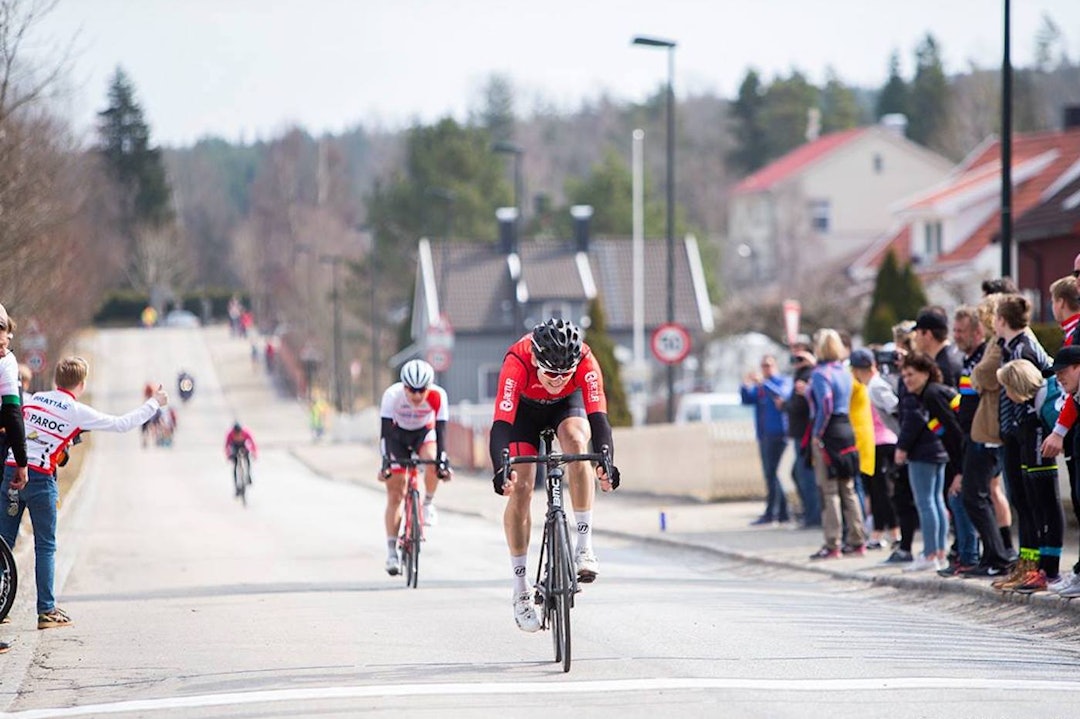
[32,0,1080,147]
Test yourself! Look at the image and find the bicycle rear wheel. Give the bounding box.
[404,489,421,588]
[0,536,16,623]
[550,513,572,672]
[234,455,247,506]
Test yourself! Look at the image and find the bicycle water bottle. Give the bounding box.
[5,488,18,517]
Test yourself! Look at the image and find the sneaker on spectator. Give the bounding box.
[882,549,913,565]
[809,546,841,560]
[749,515,776,527]
[841,543,867,557]
[513,591,540,632]
[992,559,1032,590]
[961,563,1010,579]
[903,555,940,573]
[1000,568,1042,592]
[1056,574,1080,599]
[1015,569,1050,594]
[37,607,72,630]
[936,560,976,577]
[865,539,885,551]
[1049,572,1076,593]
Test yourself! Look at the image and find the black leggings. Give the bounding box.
[891,463,919,552]
[867,445,898,531]
[960,440,1010,567]
[1002,434,1039,551]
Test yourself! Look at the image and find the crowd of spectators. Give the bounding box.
[740,252,1080,596]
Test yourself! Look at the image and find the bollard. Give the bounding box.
[659,510,667,532]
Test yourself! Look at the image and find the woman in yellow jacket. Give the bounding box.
[848,364,875,551]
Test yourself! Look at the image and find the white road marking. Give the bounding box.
[7,677,1080,717]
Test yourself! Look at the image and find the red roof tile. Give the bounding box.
[732,128,867,195]
[858,128,1080,271]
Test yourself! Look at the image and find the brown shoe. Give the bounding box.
[991,559,1030,590]
[1000,567,1041,592]
[37,607,73,630]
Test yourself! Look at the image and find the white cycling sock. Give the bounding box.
[423,493,434,505]
[511,554,529,594]
[386,537,398,558]
[575,510,593,553]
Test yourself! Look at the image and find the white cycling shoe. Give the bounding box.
[575,548,599,583]
[513,591,540,633]
[385,555,400,576]
[423,503,438,527]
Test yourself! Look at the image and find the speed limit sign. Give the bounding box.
[650,323,691,365]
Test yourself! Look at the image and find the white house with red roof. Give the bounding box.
[726,117,953,294]
[851,119,1080,311]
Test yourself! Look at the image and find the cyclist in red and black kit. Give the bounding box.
[489,318,620,633]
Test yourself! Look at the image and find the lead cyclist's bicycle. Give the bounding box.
[502,428,611,673]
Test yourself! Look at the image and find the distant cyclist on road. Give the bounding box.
[378,359,451,576]
[489,318,620,633]
[225,422,258,493]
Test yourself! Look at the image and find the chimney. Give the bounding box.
[1064,106,1080,131]
[496,207,518,254]
[805,107,821,142]
[880,113,908,137]
[570,205,593,253]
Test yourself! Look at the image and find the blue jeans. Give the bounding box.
[908,460,948,556]
[757,435,789,521]
[947,486,979,566]
[0,466,58,614]
[792,441,820,526]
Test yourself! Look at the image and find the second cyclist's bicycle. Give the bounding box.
[390,456,443,589]
[502,428,610,673]
[231,447,252,506]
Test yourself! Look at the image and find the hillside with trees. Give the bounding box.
[4,0,1079,401]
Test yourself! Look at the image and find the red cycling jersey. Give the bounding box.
[492,334,607,424]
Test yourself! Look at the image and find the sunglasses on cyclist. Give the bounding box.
[404,385,428,394]
[538,366,575,379]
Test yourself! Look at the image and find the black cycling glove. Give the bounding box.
[492,467,507,495]
[606,465,621,490]
[436,451,450,479]
[380,456,392,479]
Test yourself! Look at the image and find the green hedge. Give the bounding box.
[1031,322,1064,357]
[93,289,250,325]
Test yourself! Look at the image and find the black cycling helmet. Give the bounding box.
[531,318,582,372]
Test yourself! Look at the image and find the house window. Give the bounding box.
[873,153,883,173]
[479,364,501,401]
[809,200,830,232]
[923,221,943,259]
[541,302,572,321]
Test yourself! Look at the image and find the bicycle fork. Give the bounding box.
[534,468,579,625]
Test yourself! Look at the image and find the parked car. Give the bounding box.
[163,310,200,328]
[675,392,752,424]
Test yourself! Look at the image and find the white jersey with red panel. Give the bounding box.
[380,382,449,431]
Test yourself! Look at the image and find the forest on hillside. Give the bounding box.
[2,0,1079,403]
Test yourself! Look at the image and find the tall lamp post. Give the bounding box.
[632,34,677,422]
[1000,0,1014,279]
[492,141,524,247]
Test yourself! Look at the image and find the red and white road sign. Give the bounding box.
[650,323,691,365]
[25,349,46,374]
[426,347,452,372]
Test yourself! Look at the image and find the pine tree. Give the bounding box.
[907,35,949,149]
[875,51,909,121]
[97,67,172,230]
[727,69,769,173]
[585,298,630,427]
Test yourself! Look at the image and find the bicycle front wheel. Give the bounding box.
[404,489,421,588]
[234,456,247,506]
[0,536,16,623]
[550,513,572,672]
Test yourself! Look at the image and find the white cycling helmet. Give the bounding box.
[400,359,435,391]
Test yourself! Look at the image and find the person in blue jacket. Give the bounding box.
[741,354,793,525]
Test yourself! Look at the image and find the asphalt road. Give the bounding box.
[1,326,1079,719]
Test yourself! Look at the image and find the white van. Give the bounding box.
[675,392,752,424]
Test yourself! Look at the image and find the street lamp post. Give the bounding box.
[492,141,524,249]
[1000,0,1014,279]
[633,34,677,423]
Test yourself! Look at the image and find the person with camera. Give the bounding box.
[784,349,820,528]
[741,354,792,525]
